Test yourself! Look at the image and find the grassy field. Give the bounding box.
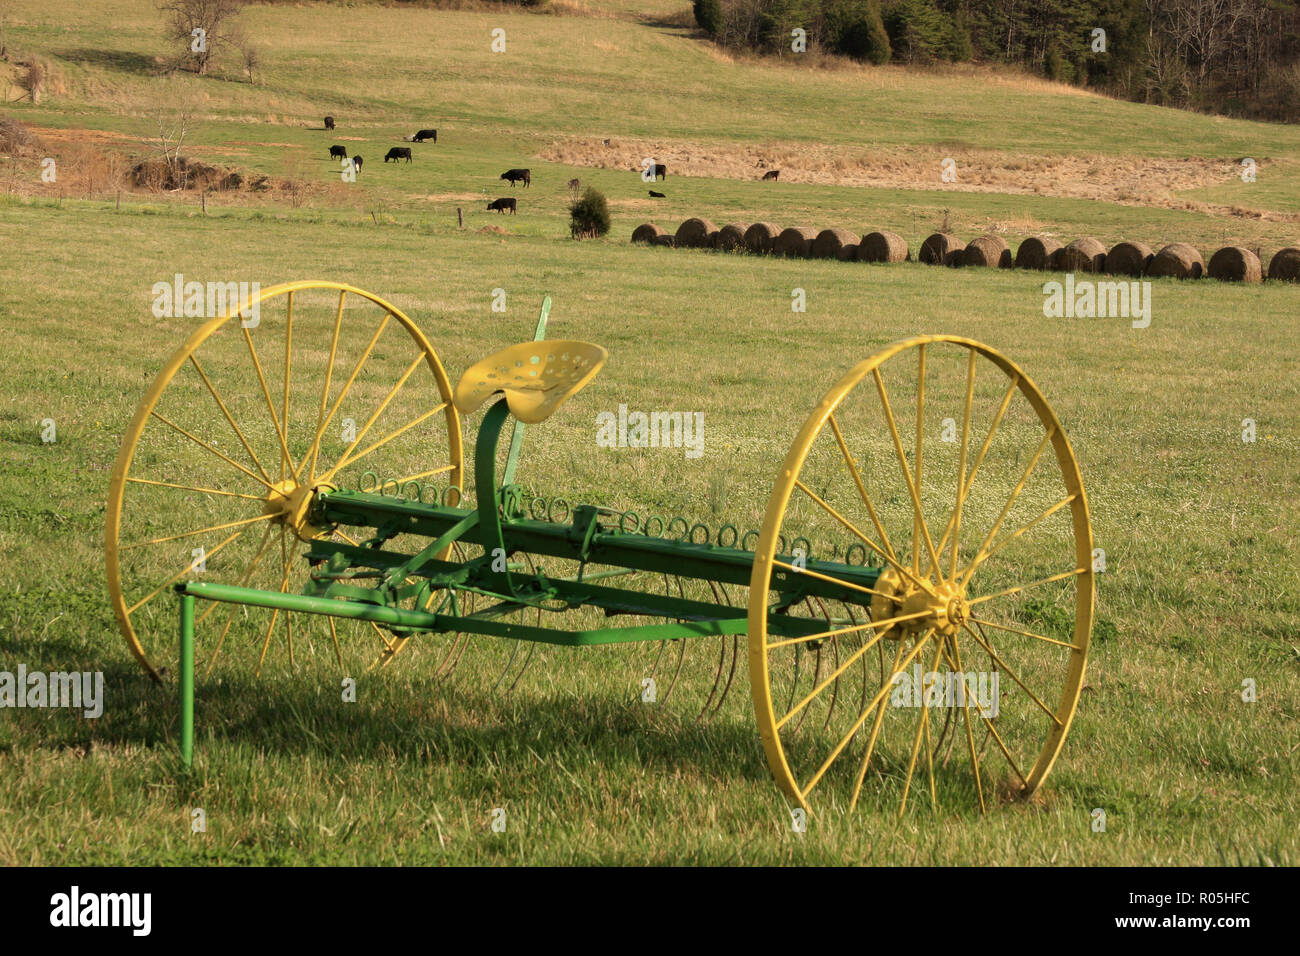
[0,0,1297,865]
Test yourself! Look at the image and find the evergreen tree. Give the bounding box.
[693,0,724,37]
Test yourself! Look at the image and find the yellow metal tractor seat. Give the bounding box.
[453,340,607,424]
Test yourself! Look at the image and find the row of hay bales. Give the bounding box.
[631,219,1300,283]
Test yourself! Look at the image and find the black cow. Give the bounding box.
[762,169,780,181]
[500,168,530,188]
[413,129,438,143]
[352,156,363,173]
[487,197,517,215]
[384,147,413,163]
[646,163,666,180]
[329,145,347,160]
[324,115,335,130]
[648,190,665,198]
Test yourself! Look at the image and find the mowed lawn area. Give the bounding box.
[0,0,1296,864]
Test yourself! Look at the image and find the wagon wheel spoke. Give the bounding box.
[827,412,896,563]
[799,630,934,802]
[188,353,274,486]
[297,313,391,484]
[960,622,1061,727]
[947,350,977,581]
[147,409,278,492]
[873,365,941,576]
[898,637,946,817]
[790,479,934,597]
[954,628,1030,789]
[924,375,1019,580]
[942,631,986,813]
[242,324,295,482]
[308,290,346,482]
[848,634,907,811]
[958,428,1056,589]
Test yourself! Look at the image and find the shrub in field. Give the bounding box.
[569,187,610,239]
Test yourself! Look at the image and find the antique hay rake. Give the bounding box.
[107,280,1095,815]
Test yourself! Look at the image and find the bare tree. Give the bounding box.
[1162,0,1251,87]
[138,83,199,189]
[159,0,244,75]
[230,25,259,83]
[19,59,45,103]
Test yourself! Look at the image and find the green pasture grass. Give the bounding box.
[0,197,1296,864]
[4,0,1300,248]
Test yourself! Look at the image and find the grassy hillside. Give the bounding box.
[0,0,1296,865]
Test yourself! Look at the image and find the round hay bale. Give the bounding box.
[961,235,1012,268]
[1104,241,1153,277]
[1014,236,1061,270]
[650,234,675,248]
[857,231,909,263]
[1052,238,1107,273]
[1267,247,1300,281]
[674,217,718,249]
[711,223,749,251]
[1208,246,1262,283]
[811,228,860,260]
[919,233,964,266]
[631,223,666,244]
[744,222,782,254]
[1147,243,1205,279]
[773,226,819,258]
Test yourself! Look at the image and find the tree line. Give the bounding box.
[692,0,1300,122]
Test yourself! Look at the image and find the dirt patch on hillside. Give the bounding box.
[420,192,495,202]
[541,136,1295,221]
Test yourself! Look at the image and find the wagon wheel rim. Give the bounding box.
[106,280,463,681]
[747,335,1094,815]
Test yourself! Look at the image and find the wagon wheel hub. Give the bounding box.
[871,568,968,639]
[263,479,330,541]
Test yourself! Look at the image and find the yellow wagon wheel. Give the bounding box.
[107,281,463,681]
[747,335,1093,815]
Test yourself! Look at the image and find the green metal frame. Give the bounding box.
[172,300,882,764]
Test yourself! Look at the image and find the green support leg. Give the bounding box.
[179,593,195,766]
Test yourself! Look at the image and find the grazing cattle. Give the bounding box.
[487,197,517,215]
[647,163,666,180]
[500,168,531,188]
[384,147,413,163]
[413,129,438,143]
[762,169,780,181]
[324,116,335,130]
[329,145,347,160]
[352,156,363,172]
[648,190,665,198]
